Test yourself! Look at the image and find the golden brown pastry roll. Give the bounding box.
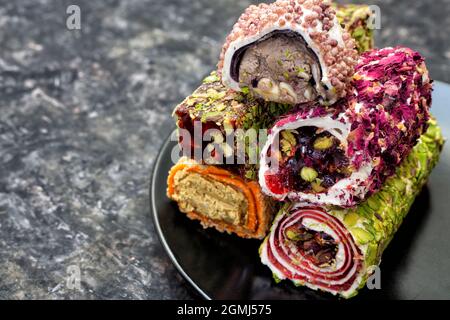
[167,158,276,239]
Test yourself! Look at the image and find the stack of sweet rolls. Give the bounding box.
[166,0,444,298]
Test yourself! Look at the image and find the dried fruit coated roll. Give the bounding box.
[218,0,358,105]
[260,120,444,298]
[167,158,277,239]
[259,47,432,206]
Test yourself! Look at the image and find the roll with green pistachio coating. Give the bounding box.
[173,71,294,178]
[334,3,375,53]
[260,119,444,298]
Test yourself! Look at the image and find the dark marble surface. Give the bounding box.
[0,0,449,299]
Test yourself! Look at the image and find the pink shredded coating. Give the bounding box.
[347,46,431,195]
[263,46,432,206]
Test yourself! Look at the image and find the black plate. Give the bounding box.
[151,81,450,300]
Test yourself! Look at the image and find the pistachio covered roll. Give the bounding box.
[173,72,294,177]
[218,0,358,105]
[260,120,444,298]
[333,3,375,53]
[167,158,276,239]
[259,47,432,206]
[173,72,293,134]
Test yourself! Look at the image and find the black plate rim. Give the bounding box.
[150,133,211,300]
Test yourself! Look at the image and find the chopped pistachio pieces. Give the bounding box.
[367,197,379,210]
[350,227,374,244]
[281,139,293,155]
[300,167,318,182]
[285,229,300,241]
[202,72,220,83]
[192,92,209,99]
[313,136,334,150]
[311,180,325,192]
[280,130,297,155]
[175,72,295,165]
[295,66,305,74]
[200,111,222,122]
[333,3,374,53]
[206,89,226,101]
[245,169,256,180]
[272,273,282,284]
[343,212,358,227]
[215,103,226,111]
[281,130,296,145]
[352,26,366,38]
[194,103,204,110]
[284,49,292,59]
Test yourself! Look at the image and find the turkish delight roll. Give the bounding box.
[259,47,432,206]
[260,120,444,298]
[334,3,375,53]
[173,72,293,177]
[167,158,276,239]
[218,0,358,105]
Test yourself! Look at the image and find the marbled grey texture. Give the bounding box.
[0,0,448,299]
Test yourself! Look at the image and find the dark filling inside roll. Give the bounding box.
[284,222,338,267]
[272,126,351,194]
[176,112,230,163]
[231,30,322,104]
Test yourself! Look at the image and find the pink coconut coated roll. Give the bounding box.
[218,0,358,106]
[258,47,432,207]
